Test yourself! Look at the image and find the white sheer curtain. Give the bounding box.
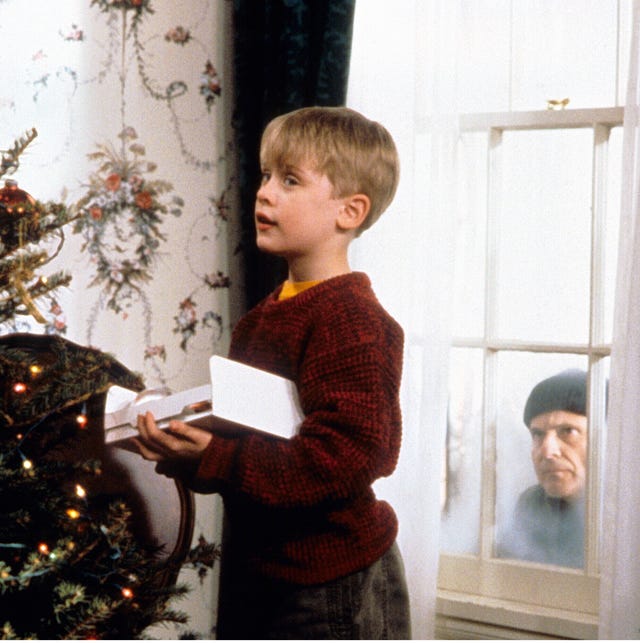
[599,2,640,639]
[347,1,459,638]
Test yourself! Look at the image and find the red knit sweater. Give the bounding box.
[195,272,404,585]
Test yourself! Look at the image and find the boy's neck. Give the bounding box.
[287,255,352,283]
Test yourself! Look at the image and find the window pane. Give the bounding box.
[595,355,610,556]
[604,126,623,343]
[511,0,620,110]
[452,132,487,338]
[440,347,483,555]
[495,129,592,343]
[494,351,589,568]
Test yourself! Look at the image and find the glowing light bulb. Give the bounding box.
[29,364,42,376]
[38,543,49,555]
[13,382,27,394]
[75,484,86,498]
[121,587,134,599]
[76,414,88,429]
[22,459,33,470]
[66,508,80,520]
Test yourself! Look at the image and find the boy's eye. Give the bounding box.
[260,171,271,185]
[283,175,299,187]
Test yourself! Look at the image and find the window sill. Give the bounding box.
[437,590,598,640]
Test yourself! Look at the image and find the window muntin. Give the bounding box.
[604,126,623,343]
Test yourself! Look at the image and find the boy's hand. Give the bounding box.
[133,410,213,463]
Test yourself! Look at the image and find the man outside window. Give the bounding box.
[497,369,588,568]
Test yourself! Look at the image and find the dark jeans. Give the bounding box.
[216,542,411,640]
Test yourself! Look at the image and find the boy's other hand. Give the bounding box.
[133,410,212,463]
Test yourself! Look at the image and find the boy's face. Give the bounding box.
[255,159,345,269]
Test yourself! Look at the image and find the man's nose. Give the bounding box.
[540,431,562,459]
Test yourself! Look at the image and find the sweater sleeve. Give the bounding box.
[194,318,403,510]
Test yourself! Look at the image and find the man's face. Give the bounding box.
[529,410,588,501]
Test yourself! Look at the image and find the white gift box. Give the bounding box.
[104,356,304,444]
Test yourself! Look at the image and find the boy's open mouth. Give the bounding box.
[256,213,276,229]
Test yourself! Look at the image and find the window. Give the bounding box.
[437,2,631,638]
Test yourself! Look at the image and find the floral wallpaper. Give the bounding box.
[0,0,239,394]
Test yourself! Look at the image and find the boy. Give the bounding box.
[135,106,411,639]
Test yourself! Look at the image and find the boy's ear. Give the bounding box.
[336,194,371,232]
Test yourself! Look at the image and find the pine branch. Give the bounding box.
[0,130,82,328]
[0,129,38,179]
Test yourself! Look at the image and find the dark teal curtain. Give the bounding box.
[232,0,357,309]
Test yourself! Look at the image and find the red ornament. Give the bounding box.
[0,179,36,214]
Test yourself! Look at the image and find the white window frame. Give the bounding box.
[437,106,623,640]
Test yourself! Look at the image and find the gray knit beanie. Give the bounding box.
[523,369,587,427]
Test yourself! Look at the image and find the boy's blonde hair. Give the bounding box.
[260,106,399,233]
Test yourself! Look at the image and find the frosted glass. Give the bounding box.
[440,348,483,555]
[452,133,487,338]
[494,351,589,566]
[495,129,592,343]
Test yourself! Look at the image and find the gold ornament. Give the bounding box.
[546,97,570,110]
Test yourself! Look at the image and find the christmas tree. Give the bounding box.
[0,130,219,639]
[0,128,74,332]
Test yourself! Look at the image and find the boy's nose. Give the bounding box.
[256,178,274,203]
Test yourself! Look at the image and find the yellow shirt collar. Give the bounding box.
[278,279,323,300]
